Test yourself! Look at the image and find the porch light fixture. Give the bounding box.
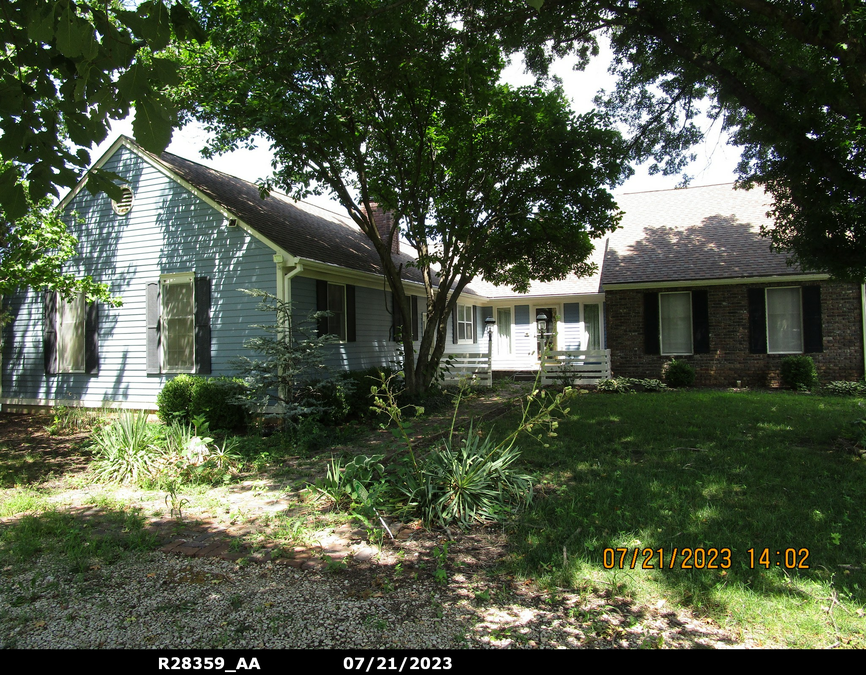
[484,315,496,339]
[536,311,548,334]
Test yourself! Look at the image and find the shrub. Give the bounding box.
[393,431,533,529]
[596,377,635,393]
[824,381,866,396]
[189,377,249,431]
[156,374,196,425]
[340,367,396,419]
[781,355,818,390]
[665,359,696,388]
[91,411,164,483]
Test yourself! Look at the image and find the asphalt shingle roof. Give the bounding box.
[602,183,804,285]
[150,147,428,285]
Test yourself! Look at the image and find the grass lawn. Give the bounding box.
[501,389,866,648]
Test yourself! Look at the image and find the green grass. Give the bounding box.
[0,507,158,574]
[501,390,866,648]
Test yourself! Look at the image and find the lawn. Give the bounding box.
[501,389,866,648]
[0,388,864,648]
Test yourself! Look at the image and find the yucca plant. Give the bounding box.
[91,411,164,484]
[394,427,533,529]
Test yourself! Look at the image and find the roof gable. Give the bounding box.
[602,184,811,285]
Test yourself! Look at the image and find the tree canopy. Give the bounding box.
[501,0,866,280]
[0,0,205,305]
[179,0,628,393]
[0,0,206,219]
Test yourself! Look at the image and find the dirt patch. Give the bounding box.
[0,414,94,487]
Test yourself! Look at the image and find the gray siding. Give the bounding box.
[2,146,275,408]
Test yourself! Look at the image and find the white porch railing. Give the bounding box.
[439,350,493,387]
[539,349,612,385]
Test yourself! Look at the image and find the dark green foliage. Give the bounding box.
[340,368,397,420]
[156,374,196,425]
[823,381,866,397]
[781,355,818,390]
[0,0,206,219]
[179,0,628,394]
[189,377,249,431]
[664,359,695,388]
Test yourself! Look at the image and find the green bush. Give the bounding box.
[596,377,635,393]
[781,355,818,390]
[340,367,396,419]
[91,411,164,483]
[824,380,866,396]
[190,377,249,431]
[156,374,196,425]
[393,431,533,529]
[665,359,696,388]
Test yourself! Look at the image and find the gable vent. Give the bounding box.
[111,187,134,216]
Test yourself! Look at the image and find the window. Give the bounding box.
[316,280,356,342]
[766,287,803,354]
[748,286,822,355]
[146,275,211,375]
[161,273,195,371]
[43,291,98,375]
[644,291,709,356]
[457,304,474,342]
[584,304,601,351]
[659,292,693,355]
[57,292,86,372]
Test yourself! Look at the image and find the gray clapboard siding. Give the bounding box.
[2,146,275,408]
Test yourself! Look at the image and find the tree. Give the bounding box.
[0,1,205,309]
[500,0,866,280]
[0,0,206,217]
[0,197,118,321]
[178,0,628,394]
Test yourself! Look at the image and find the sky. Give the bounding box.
[94,46,742,212]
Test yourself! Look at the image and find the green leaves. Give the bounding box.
[0,1,207,219]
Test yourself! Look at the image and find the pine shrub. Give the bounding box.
[664,359,696,388]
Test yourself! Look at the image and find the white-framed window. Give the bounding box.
[766,287,803,354]
[327,283,346,341]
[161,273,195,372]
[457,304,474,342]
[584,303,601,351]
[57,292,86,373]
[660,292,693,355]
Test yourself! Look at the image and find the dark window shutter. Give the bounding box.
[472,305,478,343]
[85,301,99,374]
[346,285,356,343]
[411,295,418,341]
[146,282,160,374]
[451,307,458,344]
[316,280,328,337]
[194,277,211,374]
[563,303,580,324]
[514,304,530,326]
[747,288,767,354]
[692,290,710,354]
[802,285,823,353]
[43,291,57,375]
[644,292,660,355]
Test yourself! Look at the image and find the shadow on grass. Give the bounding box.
[500,391,866,639]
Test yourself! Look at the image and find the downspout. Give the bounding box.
[861,284,866,378]
[273,256,303,415]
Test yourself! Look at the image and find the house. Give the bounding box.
[603,184,865,387]
[1,137,864,411]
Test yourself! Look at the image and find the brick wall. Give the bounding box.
[605,281,864,387]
